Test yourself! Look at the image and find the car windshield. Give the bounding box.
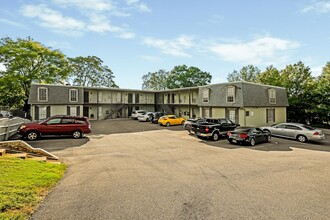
[302,125,315,130]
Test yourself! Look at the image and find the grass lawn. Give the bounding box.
[0,157,66,220]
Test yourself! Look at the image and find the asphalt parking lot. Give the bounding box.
[16,119,330,220]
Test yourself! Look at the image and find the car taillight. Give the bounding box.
[313,132,319,135]
[205,127,209,132]
[239,133,248,139]
[227,132,231,136]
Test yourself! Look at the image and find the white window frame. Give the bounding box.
[227,86,235,103]
[39,106,47,119]
[267,108,275,123]
[70,106,77,116]
[229,110,236,122]
[202,89,209,103]
[38,87,48,102]
[69,89,78,102]
[268,89,276,104]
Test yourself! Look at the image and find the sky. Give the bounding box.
[1,0,330,89]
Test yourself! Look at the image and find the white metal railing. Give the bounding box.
[0,118,31,141]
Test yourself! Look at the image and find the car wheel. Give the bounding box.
[250,138,256,146]
[228,139,233,144]
[267,135,271,142]
[297,135,307,143]
[212,132,220,141]
[166,122,170,127]
[72,130,82,139]
[26,131,39,141]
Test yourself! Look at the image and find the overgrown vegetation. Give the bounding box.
[0,157,66,220]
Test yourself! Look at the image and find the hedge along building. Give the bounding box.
[28,81,288,127]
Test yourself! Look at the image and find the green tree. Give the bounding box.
[141,69,169,90]
[280,61,316,123]
[166,65,212,89]
[68,56,118,88]
[227,65,260,82]
[0,37,70,108]
[313,62,330,124]
[256,65,282,86]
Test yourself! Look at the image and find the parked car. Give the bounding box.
[0,111,13,118]
[158,115,185,127]
[150,112,166,124]
[227,127,271,146]
[131,110,147,120]
[260,123,326,143]
[193,118,240,141]
[17,115,91,141]
[183,118,206,133]
[138,112,153,122]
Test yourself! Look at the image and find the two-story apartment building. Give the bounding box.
[28,81,289,127]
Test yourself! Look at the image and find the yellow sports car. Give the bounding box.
[158,115,185,126]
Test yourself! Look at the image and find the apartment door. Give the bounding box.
[135,94,140,104]
[128,93,133,104]
[83,107,89,117]
[84,91,89,103]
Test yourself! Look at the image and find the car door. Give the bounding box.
[284,125,302,139]
[271,124,286,136]
[251,128,263,143]
[41,117,62,135]
[168,116,176,125]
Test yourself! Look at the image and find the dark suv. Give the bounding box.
[17,115,91,141]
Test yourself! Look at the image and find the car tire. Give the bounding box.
[212,132,220,141]
[166,122,170,127]
[297,135,307,143]
[72,130,82,139]
[228,139,233,144]
[250,138,256,146]
[26,131,39,141]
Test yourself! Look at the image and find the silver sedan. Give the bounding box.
[260,123,326,143]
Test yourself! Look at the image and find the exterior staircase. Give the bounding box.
[103,104,127,120]
[160,104,174,115]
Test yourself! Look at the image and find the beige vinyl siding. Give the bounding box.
[211,108,226,118]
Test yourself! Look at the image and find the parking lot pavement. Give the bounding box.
[30,119,330,220]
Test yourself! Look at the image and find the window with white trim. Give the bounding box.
[227,86,235,103]
[268,89,276,104]
[39,106,47,119]
[202,89,209,103]
[69,89,78,102]
[229,110,236,122]
[70,106,77,116]
[38,87,48,102]
[267,108,275,123]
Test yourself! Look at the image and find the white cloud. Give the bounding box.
[209,36,301,65]
[310,65,323,77]
[0,18,24,27]
[143,35,194,57]
[300,1,330,13]
[52,0,113,11]
[126,0,151,13]
[21,4,85,36]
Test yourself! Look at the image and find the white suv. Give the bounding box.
[131,110,147,120]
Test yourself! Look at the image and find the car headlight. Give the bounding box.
[19,125,26,130]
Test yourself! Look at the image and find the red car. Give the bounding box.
[17,115,91,141]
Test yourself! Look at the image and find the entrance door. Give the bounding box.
[135,94,140,104]
[128,93,133,104]
[84,91,89,103]
[83,107,89,117]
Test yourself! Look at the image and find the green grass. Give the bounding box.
[0,157,66,220]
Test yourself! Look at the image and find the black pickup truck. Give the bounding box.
[193,118,240,141]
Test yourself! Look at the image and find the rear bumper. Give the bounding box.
[309,135,326,142]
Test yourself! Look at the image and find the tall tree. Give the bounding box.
[68,56,118,88]
[141,69,169,90]
[0,37,70,109]
[313,62,330,124]
[256,65,282,86]
[227,65,260,82]
[280,61,315,123]
[166,65,212,89]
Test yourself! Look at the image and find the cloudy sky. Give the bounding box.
[1,0,329,89]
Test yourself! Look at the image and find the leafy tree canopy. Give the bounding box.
[141,69,169,90]
[0,37,70,108]
[68,56,118,88]
[227,65,260,82]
